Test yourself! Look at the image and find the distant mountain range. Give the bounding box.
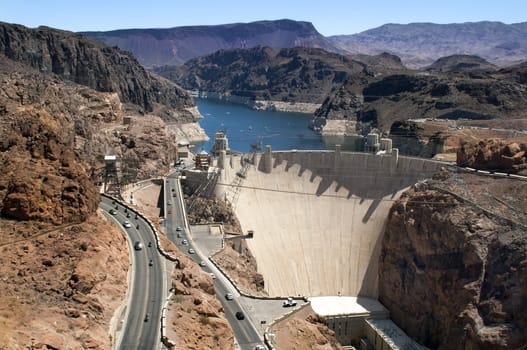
[329,21,527,68]
[82,19,341,68]
[83,19,527,68]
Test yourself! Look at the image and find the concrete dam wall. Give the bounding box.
[214,148,444,297]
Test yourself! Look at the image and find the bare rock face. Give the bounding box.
[379,172,527,349]
[457,139,527,174]
[0,60,101,224]
[168,254,234,350]
[0,214,129,348]
[271,308,344,350]
[0,21,195,121]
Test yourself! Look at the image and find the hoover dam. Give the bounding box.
[214,146,445,297]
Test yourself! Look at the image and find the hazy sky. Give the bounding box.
[2,0,526,36]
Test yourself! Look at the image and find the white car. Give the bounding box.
[123,221,132,228]
[225,293,234,300]
[282,297,297,307]
[188,248,195,254]
[199,261,206,267]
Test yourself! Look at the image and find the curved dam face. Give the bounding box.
[214,149,444,297]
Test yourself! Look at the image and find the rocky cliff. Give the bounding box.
[330,21,527,68]
[457,139,527,174]
[379,170,527,349]
[0,22,195,121]
[156,46,369,106]
[83,19,341,67]
[0,22,215,348]
[313,60,527,145]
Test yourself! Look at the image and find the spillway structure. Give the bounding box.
[214,146,444,298]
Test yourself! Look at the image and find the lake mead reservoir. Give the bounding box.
[194,98,361,153]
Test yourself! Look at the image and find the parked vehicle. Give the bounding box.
[282,297,297,307]
[134,241,143,250]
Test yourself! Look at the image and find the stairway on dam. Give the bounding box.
[214,148,444,298]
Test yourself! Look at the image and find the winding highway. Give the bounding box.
[164,172,266,350]
[100,196,165,350]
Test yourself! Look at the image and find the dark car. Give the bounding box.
[144,313,150,322]
[235,311,245,320]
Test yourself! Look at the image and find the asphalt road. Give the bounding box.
[165,172,266,350]
[100,196,165,350]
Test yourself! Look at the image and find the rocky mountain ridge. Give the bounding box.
[330,21,527,67]
[0,21,196,121]
[82,19,527,69]
[83,19,341,68]
[0,22,225,348]
[380,166,527,349]
[155,46,382,106]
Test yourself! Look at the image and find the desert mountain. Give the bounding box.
[426,54,498,72]
[329,21,527,68]
[316,63,527,130]
[381,168,527,349]
[82,20,527,69]
[154,46,394,105]
[82,19,341,68]
[0,21,195,120]
[0,22,226,348]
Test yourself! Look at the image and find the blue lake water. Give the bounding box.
[194,98,362,153]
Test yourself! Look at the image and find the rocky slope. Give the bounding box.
[270,306,344,350]
[83,19,341,68]
[457,139,527,174]
[426,55,498,72]
[315,59,527,138]
[156,46,370,106]
[0,54,132,348]
[379,169,527,349]
[0,21,196,120]
[0,22,216,348]
[330,21,527,68]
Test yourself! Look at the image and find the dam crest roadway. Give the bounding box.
[212,146,445,298]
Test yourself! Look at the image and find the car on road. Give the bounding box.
[177,232,182,238]
[123,221,132,228]
[109,209,117,215]
[144,313,149,322]
[282,297,297,307]
[176,226,182,231]
[225,293,234,300]
[199,261,206,267]
[149,259,153,266]
[172,193,177,197]
[134,241,143,250]
[181,239,188,245]
[235,311,245,320]
[210,273,216,279]
[188,248,195,254]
